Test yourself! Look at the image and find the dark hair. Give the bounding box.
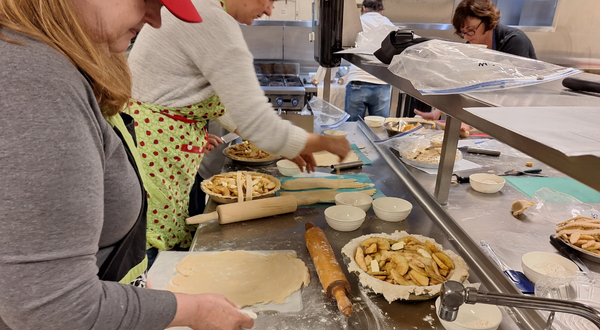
[362,0,384,12]
[452,0,501,36]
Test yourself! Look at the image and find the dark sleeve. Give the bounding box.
[497,32,537,60]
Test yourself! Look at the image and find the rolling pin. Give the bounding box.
[304,222,353,317]
[185,195,297,225]
[435,120,470,138]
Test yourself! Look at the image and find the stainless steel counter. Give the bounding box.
[186,122,596,330]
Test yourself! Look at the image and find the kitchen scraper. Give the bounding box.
[480,240,535,294]
[220,132,239,144]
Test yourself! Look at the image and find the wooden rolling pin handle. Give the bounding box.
[332,285,353,317]
[185,211,219,225]
[305,222,353,317]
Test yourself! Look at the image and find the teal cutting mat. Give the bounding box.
[505,177,600,203]
[351,144,372,165]
[277,174,384,207]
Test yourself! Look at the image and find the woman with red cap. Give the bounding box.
[0,0,252,329]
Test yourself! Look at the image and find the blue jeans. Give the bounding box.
[345,82,391,122]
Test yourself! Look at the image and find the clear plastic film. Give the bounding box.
[532,187,599,225]
[306,96,350,130]
[388,39,579,95]
[376,128,462,168]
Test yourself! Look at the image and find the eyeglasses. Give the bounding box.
[457,21,483,38]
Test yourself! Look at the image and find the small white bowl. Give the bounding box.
[276,159,301,177]
[324,205,366,232]
[364,116,385,128]
[521,251,579,284]
[335,192,373,211]
[372,197,412,222]
[323,129,348,137]
[469,174,505,194]
[435,297,502,330]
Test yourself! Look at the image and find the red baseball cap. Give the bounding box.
[160,0,202,23]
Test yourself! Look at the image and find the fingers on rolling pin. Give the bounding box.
[304,223,353,317]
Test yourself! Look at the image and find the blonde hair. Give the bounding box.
[0,0,130,116]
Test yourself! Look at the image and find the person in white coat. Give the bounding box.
[344,0,395,121]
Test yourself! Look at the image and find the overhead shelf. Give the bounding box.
[342,53,600,195]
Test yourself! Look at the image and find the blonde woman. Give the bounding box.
[0,0,253,329]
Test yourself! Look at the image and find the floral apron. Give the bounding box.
[129,95,225,250]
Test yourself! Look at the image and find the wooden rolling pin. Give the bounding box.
[304,222,353,317]
[185,195,297,225]
[435,120,470,138]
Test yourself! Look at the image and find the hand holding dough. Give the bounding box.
[511,200,535,216]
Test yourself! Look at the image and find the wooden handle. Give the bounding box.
[332,285,353,317]
[185,211,219,225]
[212,195,297,224]
[435,120,470,138]
[304,222,353,317]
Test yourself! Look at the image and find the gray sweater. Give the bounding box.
[128,0,307,159]
[0,29,176,329]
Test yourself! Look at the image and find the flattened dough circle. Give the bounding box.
[166,251,310,307]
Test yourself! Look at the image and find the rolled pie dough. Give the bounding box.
[281,188,377,205]
[313,150,360,167]
[165,251,310,307]
[281,178,371,190]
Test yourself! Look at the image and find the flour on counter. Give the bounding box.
[422,314,435,325]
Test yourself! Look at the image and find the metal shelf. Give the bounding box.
[342,54,600,200]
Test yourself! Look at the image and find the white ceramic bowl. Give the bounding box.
[323,129,348,137]
[324,205,366,232]
[334,192,373,211]
[372,197,412,222]
[364,116,385,128]
[469,174,505,194]
[435,297,502,330]
[521,251,579,284]
[276,159,302,177]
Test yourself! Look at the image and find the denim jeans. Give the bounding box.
[345,82,391,121]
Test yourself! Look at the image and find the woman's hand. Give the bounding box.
[169,293,254,330]
[206,134,223,152]
[414,109,442,120]
[414,109,472,132]
[303,134,351,163]
[286,154,316,173]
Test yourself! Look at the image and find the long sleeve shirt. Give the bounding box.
[0,29,177,330]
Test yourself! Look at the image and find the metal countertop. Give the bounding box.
[185,122,600,330]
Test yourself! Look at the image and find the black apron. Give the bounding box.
[97,113,148,282]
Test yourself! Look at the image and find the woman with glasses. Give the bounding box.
[415,0,536,122]
[452,0,536,59]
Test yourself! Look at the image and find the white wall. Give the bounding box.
[526,0,600,67]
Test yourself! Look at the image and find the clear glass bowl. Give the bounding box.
[534,271,600,330]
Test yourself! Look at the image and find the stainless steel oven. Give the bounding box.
[255,62,306,112]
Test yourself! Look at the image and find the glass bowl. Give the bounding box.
[534,272,600,330]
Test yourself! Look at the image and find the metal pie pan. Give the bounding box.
[222,145,281,166]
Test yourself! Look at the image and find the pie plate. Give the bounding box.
[341,231,470,301]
